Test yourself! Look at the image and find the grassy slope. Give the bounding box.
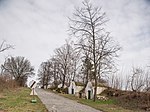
[60,94,135,112]
[0,88,47,112]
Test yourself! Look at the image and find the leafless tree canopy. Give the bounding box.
[1,56,34,86]
[69,0,121,101]
[133,67,150,92]
[108,67,150,92]
[38,61,53,89]
[38,40,81,89]
[54,40,80,88]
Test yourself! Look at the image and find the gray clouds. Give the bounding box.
[0,0,150,75]
[94,0,150,70]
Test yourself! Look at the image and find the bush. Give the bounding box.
[0,76,18,92]
[62,88,68,94]
[49,86,57,90]
[0,77,7,92]
[56,88,68,94]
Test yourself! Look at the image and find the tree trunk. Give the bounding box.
[62,68,66,88]
[62,75,65,88]
[93,69,97,102]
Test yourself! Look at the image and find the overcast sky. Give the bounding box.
[0,0,150,78]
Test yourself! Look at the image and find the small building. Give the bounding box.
[68,81,107,100]
[68,81,84,94]
[68,81,76,94]
[85,81,93,99]
[68,81,84,96]
[81,81,107,99]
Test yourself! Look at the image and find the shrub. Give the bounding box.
[0,76,18,92]
[56,88,68,94]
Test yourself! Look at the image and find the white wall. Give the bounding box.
[85,82,93,99]
[68,81,76,94]
[96,87,107,94]
[76,86,84,93]
[85,82,107,99]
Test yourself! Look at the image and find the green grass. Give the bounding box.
[0,88,48,112]
[60,94,136,112]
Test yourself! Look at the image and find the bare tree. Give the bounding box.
[38,62,47,88]
[1,56,34,86]
[0,40,13,80]
[70,49,81,82]
[51,57,61,88]
[145,73,150,92]
[38,61,53,89]
[54,41,75,88]
[130,67,145,92]
[69,0,120,101]
[124,75,130,91]
[108,74,123,90]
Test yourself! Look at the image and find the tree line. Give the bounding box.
[109,67,150,92]
[38,0,121,101]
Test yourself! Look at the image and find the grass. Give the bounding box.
[60,94,136,112]
[0,87,48,112]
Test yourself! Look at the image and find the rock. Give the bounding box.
[97,95,108,101]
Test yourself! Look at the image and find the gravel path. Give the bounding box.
[36,88,102,112]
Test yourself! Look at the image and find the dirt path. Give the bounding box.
[36,88,102,112]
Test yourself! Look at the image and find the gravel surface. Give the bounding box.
[36,88,102,112]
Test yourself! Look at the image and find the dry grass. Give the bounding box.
[59,93,134,112]
[0,77,18,92]
[0,87,48,112]
[102,88,150,111]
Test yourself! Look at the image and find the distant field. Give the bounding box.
[0,88,47,112]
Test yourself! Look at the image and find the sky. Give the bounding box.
[0,0,150,80]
